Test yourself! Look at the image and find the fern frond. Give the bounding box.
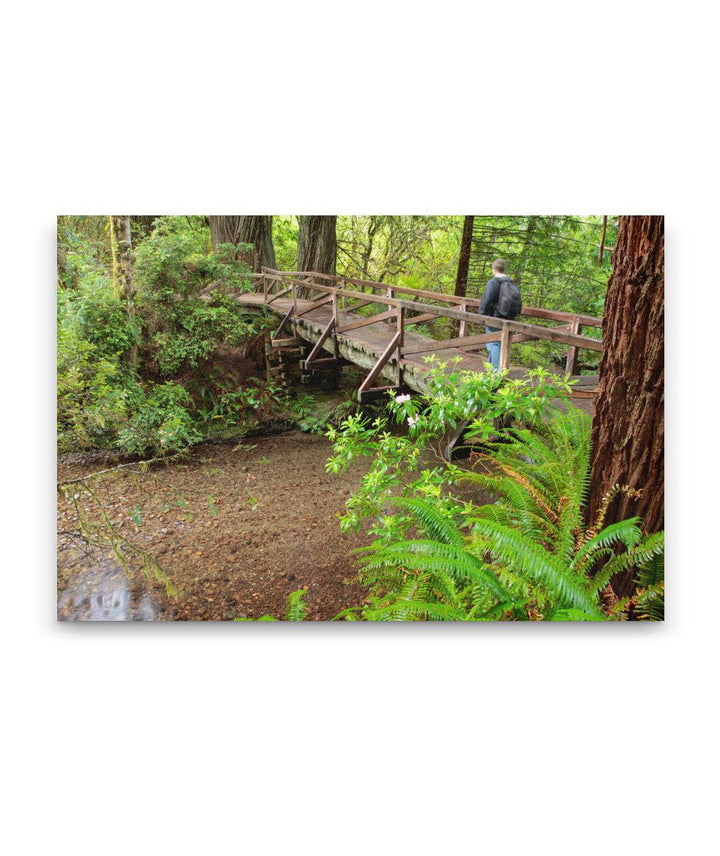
[286,588,308,621]
[472,501,555,543]
[572,518,643,574]
[387,496,465,546]
[588,532,664,595]
[364,600,468,621]
[358,540,511,603]
[464,472,558,538]
[473,519,604,617]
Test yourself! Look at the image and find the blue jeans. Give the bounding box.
[485,325,500,371]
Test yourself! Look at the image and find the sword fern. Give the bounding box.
[353,408,662,621]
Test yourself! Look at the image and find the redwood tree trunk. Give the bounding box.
[109,215,137,366]
[109,215,134,302]
[209,216,276,272]
[452,215,474,336]
[298,216,337,276]
[587,216,664,591]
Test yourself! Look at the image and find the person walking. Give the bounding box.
[478,258,522,371]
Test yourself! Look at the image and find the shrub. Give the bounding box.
[342,407,664,621]
[326,358,573,534]
[114,381,201,456]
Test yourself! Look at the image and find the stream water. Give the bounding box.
[57,557,167,621]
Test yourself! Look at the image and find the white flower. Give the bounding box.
[395,393,411,404]
[407,415,420,427]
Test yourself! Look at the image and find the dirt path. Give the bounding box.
[57,432,372,621]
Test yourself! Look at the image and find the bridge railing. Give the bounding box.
[255,268,603,377]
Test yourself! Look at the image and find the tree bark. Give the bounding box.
[209,216,276,272]
[57,234,77,289]
[298,216,337,276]
[451,215,474,336]
[109,215,134,302]
[587,216,664,591]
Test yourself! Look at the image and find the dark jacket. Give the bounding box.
[479,274,511,318]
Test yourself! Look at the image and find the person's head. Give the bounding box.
[491,258,507,275]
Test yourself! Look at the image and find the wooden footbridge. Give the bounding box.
[209,269,603,404]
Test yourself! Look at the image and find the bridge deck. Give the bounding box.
[235,291,598,413]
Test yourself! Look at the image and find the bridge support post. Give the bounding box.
[565,317,581,376]
[499,323,512,371]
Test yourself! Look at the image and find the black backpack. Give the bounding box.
[496,277,522,319]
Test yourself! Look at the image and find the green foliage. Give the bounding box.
[114,382,201,456]
[286,589,308,621]
[272,216,300,271]
[336,216,462,293]
[148,300,261,377]
[57,330,201,455]
[133,215,249,299]
[469,215,616,316]
[57,217,287,456]
[332,401,663,621]
[633,550,665,620]
[326,357,573,534]
[132,216,262,377]
[331,214,614,373]
[57,324,124,451]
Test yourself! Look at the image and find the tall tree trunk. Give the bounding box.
[209,216,276,272]
[587,215,664,593]
[452,215,474,336]
[298,216,337,275]
[109,215,134,302]
[109,215,137,366]
[57,234,77,289]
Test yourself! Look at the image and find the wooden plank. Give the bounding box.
[332,293,340,357]
[565,317,581,376]
[522,306,602,328]
[404,312,440,327]
[397,307,405,386]
[357,385,397,403]
[358,331,402,396]
[499,324,512,371]
[262,269,603,326]
[270,337,299,348]
[302,357,340,369]
[279,280,604,350]
[343,298,381,313]
[459,302,467,338]
[459,323,573,352]
[303,318,335,365]
[295,295,334,317]
[266,286,293,305]
[337,309,398,333]
[243,277,603,352]
[402,330,502,356]
[271,305,295,340]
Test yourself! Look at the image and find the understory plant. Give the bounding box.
[57,217,294,455]
[326,357,573,535]
[333,399,664,621]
